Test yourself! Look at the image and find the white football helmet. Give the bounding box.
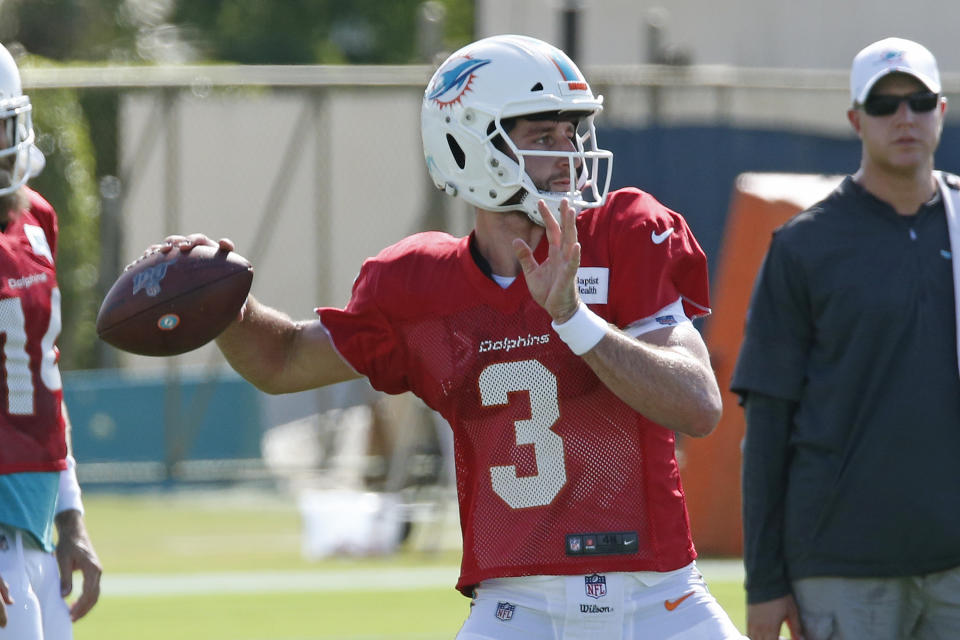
[421,34,613,225]
[0,42,41,197]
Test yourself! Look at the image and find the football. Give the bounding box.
[96,244,253,356]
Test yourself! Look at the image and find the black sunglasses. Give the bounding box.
[862,91,940,117]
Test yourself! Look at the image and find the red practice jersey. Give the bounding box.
[0,188,66,474]
[319,188,711,594]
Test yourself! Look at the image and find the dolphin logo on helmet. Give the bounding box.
[428,57,492,108]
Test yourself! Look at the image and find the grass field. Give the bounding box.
[70,489,747,639]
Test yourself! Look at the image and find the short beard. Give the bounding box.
[0,168,29,221]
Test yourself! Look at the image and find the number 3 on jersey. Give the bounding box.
[0,287,62,415]
[479,360,567,509]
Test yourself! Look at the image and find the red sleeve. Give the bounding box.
[601,189,710,327]
[316,257,410,395]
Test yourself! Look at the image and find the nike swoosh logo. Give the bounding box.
[651,228,674,245]
[664,591,695,611]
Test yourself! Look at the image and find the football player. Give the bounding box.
[0,42,102,638]
[163,35,743,639]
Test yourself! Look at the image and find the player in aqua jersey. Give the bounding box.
[154,35,743,639]
[0,42,101,638]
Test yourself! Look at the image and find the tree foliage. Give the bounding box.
[19,57,103,370]
[2,0,474,65]
[173,0,473,64]
[0,0,140,62]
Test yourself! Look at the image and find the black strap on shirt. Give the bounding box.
[468,232,494,280]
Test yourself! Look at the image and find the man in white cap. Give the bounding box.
[733,37,960,640]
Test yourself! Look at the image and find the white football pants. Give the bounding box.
[457,562,746,640]
[0,525,71,640]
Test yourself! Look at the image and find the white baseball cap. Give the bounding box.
[849,37,941,105]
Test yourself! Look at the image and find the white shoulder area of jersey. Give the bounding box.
[23,224,53,264]
[623,298,691,337]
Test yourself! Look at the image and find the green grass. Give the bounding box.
[708,580,747,633]
[71,490,747,639]
[76,589,469,640]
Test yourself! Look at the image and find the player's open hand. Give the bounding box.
[513,198,581,323]
[54,510,102,622]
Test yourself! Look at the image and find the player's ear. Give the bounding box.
[847,109,862,134]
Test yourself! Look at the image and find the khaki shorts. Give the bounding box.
[793,565,960,640]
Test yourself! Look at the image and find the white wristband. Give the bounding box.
[56,455,84,515]
[551,302,608,355]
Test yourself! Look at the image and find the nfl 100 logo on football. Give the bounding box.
[495,601,515,621]
[132,261,171,297]
[584,574,607,599]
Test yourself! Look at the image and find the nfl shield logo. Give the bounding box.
[495,601,515,621]
[133,261,171,297]
[585,574,607,599]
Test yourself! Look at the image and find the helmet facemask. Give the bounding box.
[485,111,612,225]
[0,95,35,197]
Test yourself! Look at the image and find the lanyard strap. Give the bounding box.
[934,171,960,379]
